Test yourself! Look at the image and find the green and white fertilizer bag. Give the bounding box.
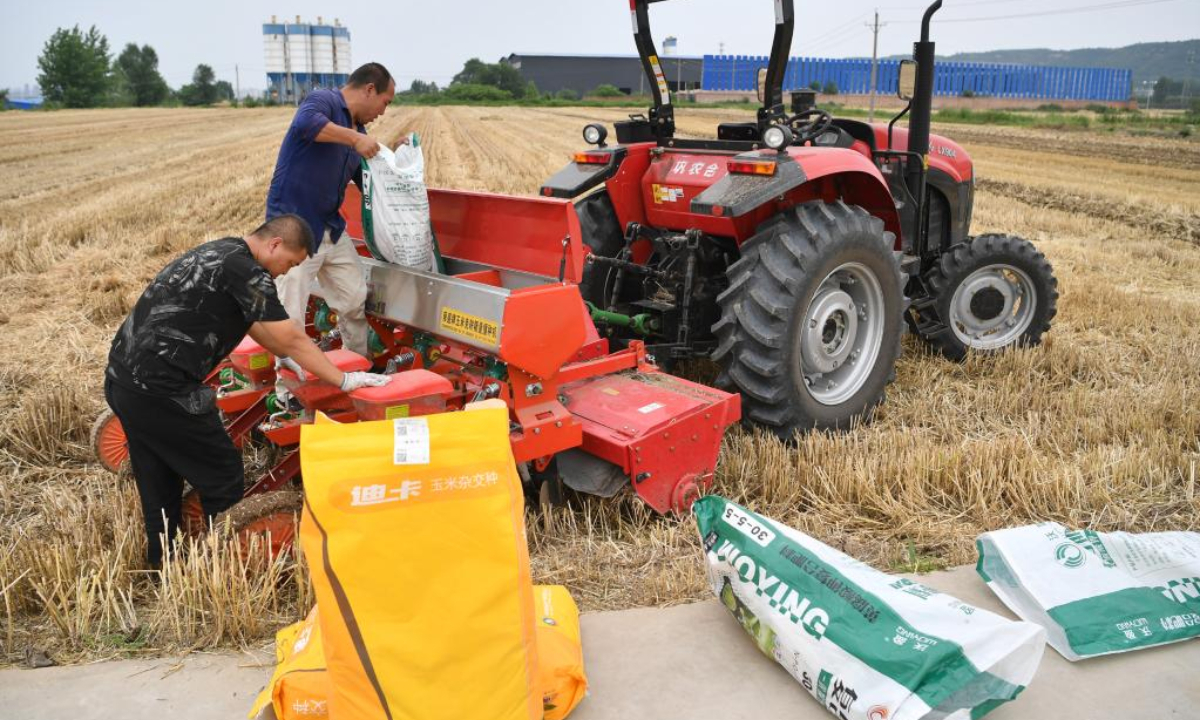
[360,133,435,271]
[977,523,1200,661]
[695,496,1045,720]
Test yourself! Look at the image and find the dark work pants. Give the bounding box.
[104,377,244,566]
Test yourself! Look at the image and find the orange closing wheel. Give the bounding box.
[181,489,301,556]
[90,410,129,473]
[218,490,304,557]
[181,490,207,537]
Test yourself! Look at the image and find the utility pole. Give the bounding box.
[1184,50,1196,109]
[865,9,887,122]
[677,38,683,94]
[235,64,240,102]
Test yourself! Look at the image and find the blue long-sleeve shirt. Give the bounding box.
[266,88,364,251]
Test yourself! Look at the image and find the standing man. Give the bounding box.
[105,215,390,568]
[267,62,396,359]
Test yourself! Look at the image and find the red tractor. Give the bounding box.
[545,0,1057,438]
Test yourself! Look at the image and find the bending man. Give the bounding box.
[104,215,390,568]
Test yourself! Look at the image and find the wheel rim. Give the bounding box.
[92,411,129,473]
[948,263,1036,350]
[799,262,885,406]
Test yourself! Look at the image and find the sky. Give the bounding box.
[2,0,1197,96]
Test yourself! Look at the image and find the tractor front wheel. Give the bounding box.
[909,234,1058,361]
[714,201,905,438]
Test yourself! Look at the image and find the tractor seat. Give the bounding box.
[717,122,761,142]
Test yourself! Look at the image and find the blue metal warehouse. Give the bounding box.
[701,55,1132,102]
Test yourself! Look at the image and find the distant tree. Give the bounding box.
[452,58,527,98]
[1152,76,1182,106]
[442,83,513,102]
[452,58,489,85]
[0,89,8,110]
[822,81,839,95]
[37,25,112,108]
[107,71,135,107]
[114,43,168,106]
[214,80,235,103]
[409,79,440,95]
[179,64,219,106]
[591,83,624,98]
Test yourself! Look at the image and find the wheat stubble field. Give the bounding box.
[0,105,1196,663]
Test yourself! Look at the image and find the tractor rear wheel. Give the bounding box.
[574,191,624,307]
[90,409,129,473]
[908,234,1057,361]
[714,201,905,438]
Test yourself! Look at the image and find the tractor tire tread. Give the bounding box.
[713,201,904,438]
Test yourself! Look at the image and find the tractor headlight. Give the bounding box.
[582,123,608,146]
[762,124,793,151]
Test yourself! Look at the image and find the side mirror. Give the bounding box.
[756,67,768,103]
[897,60,917,101]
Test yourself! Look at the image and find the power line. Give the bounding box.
[888,0,1059,8]
[892,0,1181,23]
[802,13,871,49]
[804,23,870,54]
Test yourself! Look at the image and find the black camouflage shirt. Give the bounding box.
[106,237,288,396]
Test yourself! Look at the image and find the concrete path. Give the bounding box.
[1,566,1197,720]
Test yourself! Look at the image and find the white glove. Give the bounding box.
[341,371,391,392]
[277,356,306,381]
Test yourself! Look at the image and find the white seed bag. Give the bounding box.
[977,522,1200,661]
[360,134,435,271]
[695,496,1045,720]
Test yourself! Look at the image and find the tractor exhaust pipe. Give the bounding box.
[903,0,942,248]
[907,0,942,162]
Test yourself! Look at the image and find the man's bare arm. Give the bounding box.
[249,320,344,387]
[313,121,380,158]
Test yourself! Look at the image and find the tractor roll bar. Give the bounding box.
[631,0,676,138]
[757,0,794,129]
[631,0,795,143]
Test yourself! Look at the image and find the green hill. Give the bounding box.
[936,40,1199,86]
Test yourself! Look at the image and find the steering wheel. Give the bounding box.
[787,108,834,145]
